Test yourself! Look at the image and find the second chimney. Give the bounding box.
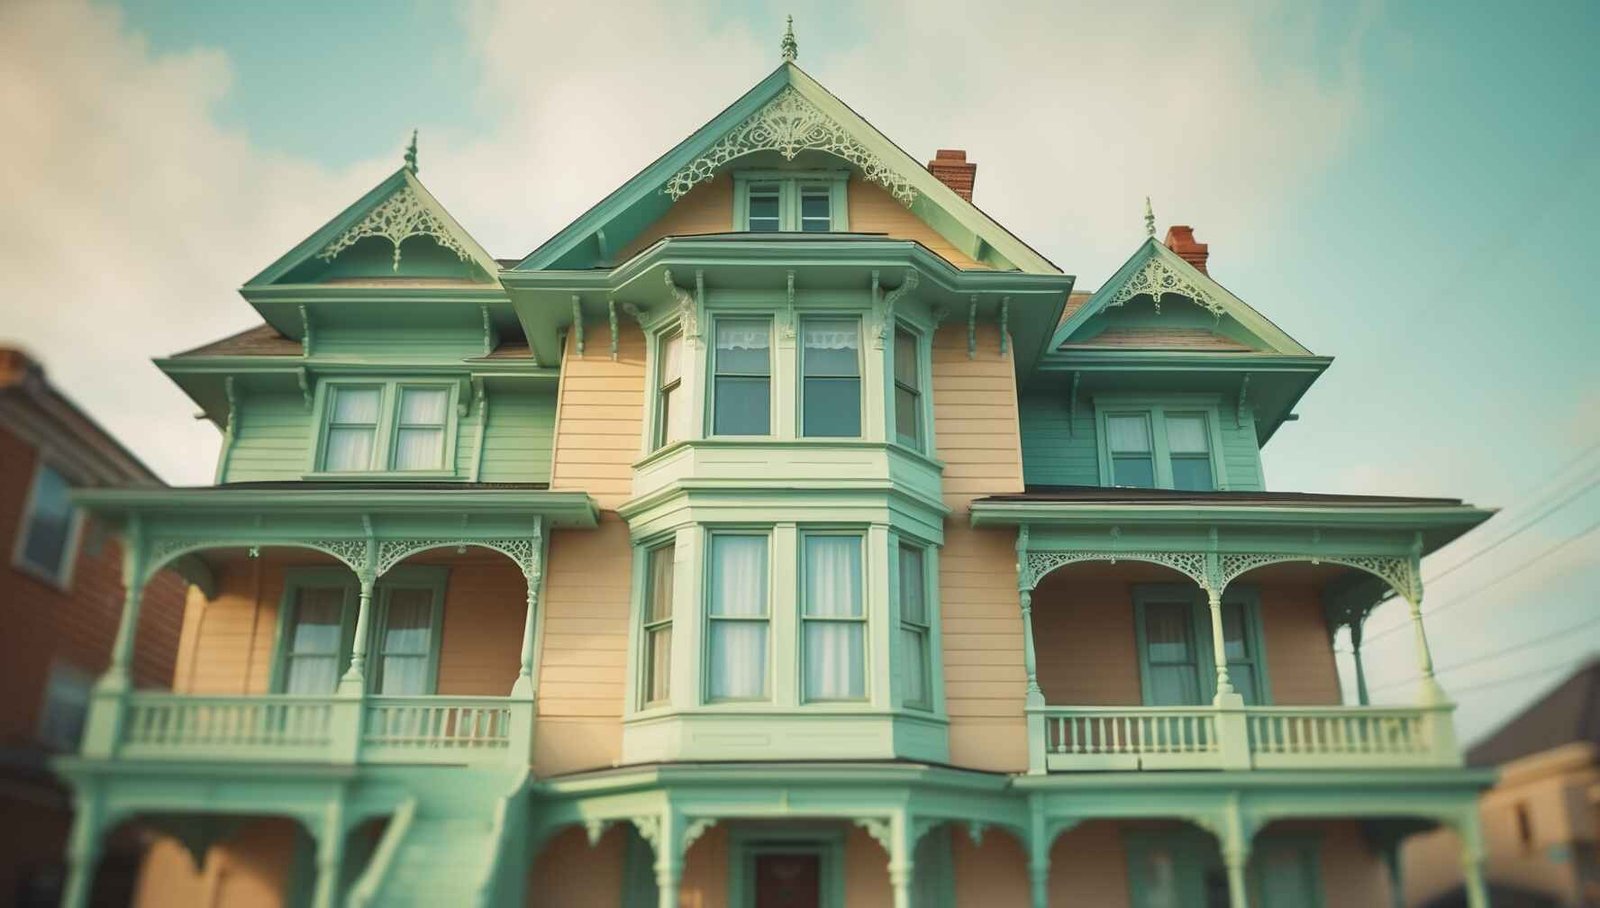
[1163,225,1210,274]
[927,149,976,201]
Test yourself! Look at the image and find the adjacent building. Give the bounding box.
[54,38,1501,908]
[0,349,187,907]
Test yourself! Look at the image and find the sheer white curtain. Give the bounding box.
[803,536,864,700]
[324,388,381,471]
[377,588,434,695]
[283,588,345,694]
[393,388,449,470]
[1106,414,1151,453]
[708,535,768,699]
[1164,415,1208,453]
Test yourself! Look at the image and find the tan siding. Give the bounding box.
[533,516,631,775]
[953,827,1031,907]
[175,556,287,695]
[848,180,980,267]
[1259,583,1341,705]
[931,322,1028,771]
[436,553,525,695]
[136,820,299,908]
[681,822,731,907]
[1032,579,1143,705]
[550,324,645,511]
[529,825,625,908]
[615,178,734,262]
[1049,821,1134,906]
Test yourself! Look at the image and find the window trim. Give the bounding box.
[11,458,84,589]
[1132,583,1271,706]
[732,171,850,233]
[702,529,774,704]
[798,314,865,439]
[727,827,847,908]
[270,566,447,695]
[367,566,448,696]
[891,323,927,452]
[269,568,359,695]
[1124,829,1324,908]
[1093,396,1228,490]
[638,541,677,708]
[708,314,775,438]
[309,378,462,478]
[798,530,869,704]
[895,540,933,710]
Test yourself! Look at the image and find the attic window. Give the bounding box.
[733,172,848,233]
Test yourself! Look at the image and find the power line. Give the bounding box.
[1437,656,1593,699]
[1367,610,1600,692]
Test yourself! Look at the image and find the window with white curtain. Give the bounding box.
[893,327,923,450]
[1107,414,1156,488]
[318,381,457,474]
[322,386,383,472]
[372,586,437,695]
[1099,404,1222,491]
[713,319,772,435]
[801,318,862,437]
[280,585,351,694]
[736,174,844,232]
[802,534,866,701]
[1165,413,1214,491]
[15,462,80,583]
[655,330,686,448]
[897,543,931,709]
[641,543,675,705]
[1135,586,1267,707]
[707,534,770,701]
[392,388,450,471]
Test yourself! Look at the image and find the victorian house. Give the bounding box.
[55,31,1498,908]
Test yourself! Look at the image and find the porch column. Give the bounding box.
[1204,589,1237,702]
[1403,590,1447,706]
[1348,618,1371,706]
[652,811,683,908]
[1455,811,1489,908]
[512,576,540,698]
[888,812,914,908]
[1216,803,1253,908]
[312,799,347,908]
[339,571,376,693]
[1026,797,1053,908]
[1017,528,1047,774]
[83,519,147,758]
[1382,843,1405,908]
[60,790,104,908]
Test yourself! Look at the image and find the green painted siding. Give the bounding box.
[314,326,487,361]
[226,390,311,482]
[478,388,556,483]
[1019,391,1265,490]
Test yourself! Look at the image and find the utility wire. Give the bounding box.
[1367,611,1600,692]
[1437,657,1593,699]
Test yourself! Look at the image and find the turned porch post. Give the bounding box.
[1348,617,1371,706]
[83,516,147,758]
[1017,527,1047,774]
[511,524,544,699]
[338,530,378,694]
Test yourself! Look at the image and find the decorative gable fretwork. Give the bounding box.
[663,87,918,205]
[1107,253,1225,318]
[317,183,476,271]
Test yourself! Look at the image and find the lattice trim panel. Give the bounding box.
[317,184,475,271]
[1107,254,1225,317]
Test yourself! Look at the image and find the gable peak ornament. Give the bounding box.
[781,15,798,62]
[1144,196,1155,237]
[404,129,419,175]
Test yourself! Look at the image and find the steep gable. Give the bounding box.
[247,167,500,286]
[512,63,1058,274]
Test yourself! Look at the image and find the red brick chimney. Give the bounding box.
[1163,225,1209,274]
[927,149,976,201]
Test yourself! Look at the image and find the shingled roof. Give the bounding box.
[1466,658,1600,767]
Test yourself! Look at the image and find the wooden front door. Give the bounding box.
[753,852,822,908]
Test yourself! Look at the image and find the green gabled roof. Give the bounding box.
[511,62,1060,275]
[1050,238,1311,355]
[246,167,501,287]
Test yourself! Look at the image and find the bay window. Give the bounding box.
[801,318,862,437]
[897,543,931,709]
[641,543,675,705]
[892,326,923,450]
[707,534,770,701]
[712,318,772,435]
[655,330,686,448]
[801,534,866,701]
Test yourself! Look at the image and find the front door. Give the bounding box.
[753,851,822,908]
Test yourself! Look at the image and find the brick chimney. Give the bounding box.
[1163,225,1209,274]
[927,149,976,201]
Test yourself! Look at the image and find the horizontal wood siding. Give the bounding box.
[1258,582,1341,705]
[931,322,1028,772]
[435,552,525,695]
[1031,578,1143,705]
[614,177,732,262]
[549,323,644,510]
[224,390,310,482]
[848,180,980,267]
[478,387,555,483]
[1222,407,1265,490]
[1018,390,1098,486]
[135,819,300,908]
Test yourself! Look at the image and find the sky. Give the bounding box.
[0,0,1595,746]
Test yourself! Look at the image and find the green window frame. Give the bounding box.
[732,171,850,233]
[728,828,846,908]
[800,532,867,703]
[271,566,447,695]
[800,316,863,438]
[705,532,772,703]
[12,460,82,587]
[312,379,461,476]
[892,324,925,450]
[654,328,686,449]
[711,316,773,436]
[1126,830,1324,908]
[897,542,932,709]
[640,542,675,707]
[1095,400,1226,491]
[1133,584,1270,706]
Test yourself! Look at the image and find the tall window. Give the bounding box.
[802,535,866,701]
[746,183,781,231]
[393,388,450,471]
[280,585,350,694]
[801,318,861,437]
[898,544,931,709]
[1220,600,1260,705]
[1106,414,1156,488]
[1140,598,1203,706]
[656,330,686,447]
[893,327,923,449]
[799,185,832,232]
[707,535,769,701]
[1136,587,1266,706]
[1166,414,1214,491]
[713,319,772,435]
[16,463,78,582]
[641,543,675,705]
[371,586,437,695]
[323,386,382,471]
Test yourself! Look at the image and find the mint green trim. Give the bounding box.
[270,568,359,694]
[702,529,774,704]
[1093,394,1228,491]
[891,320,930,453]
[73,487,599,529]
[892,538,934,712]
[707,314,775,438]
[1132,583,1270,706]
[369,566,449,696]
[309,377,462,477]
[270,566,448,695]
[637,541,676,710]
[799,313,865,438]
[621,823,658,907]
[727,825,846,908]
[1251,831,1326,908]
[798,530,869,704]
[1124,827,1326,908]
[732,170,850,232]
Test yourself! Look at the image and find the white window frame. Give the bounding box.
[798,530,869,704]
[1093,396,1228,491]
[798,314,866,439]
[708,314,775,438]
[733,171,850,233]
[309,378,461,477]
[12,458,84,588]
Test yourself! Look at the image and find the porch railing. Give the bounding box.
[1031,703,1458,772]
[95,691,533,767]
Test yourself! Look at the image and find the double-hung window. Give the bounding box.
[712,319,772,435]
[746,183,782,231]
[279,582,353,695]
[798,184,832,232]
[655,330,686,448]
[801,534,866,702]
[801,318,862,437]
[1100,405,1221,491]
[641,543,675,706]
[276,570,444,696]
[893,327,924,450]
[371,582,442,695]
[897,544,931,709]
[1134,585,1266,706]
[707,534,770,701]
[318,381,458,474]
[736,174,846,232]
[14,462,79,584]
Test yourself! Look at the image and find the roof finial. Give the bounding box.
[404,129,419,174]
[1144,196,1155,238]
[781,15,798,62]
